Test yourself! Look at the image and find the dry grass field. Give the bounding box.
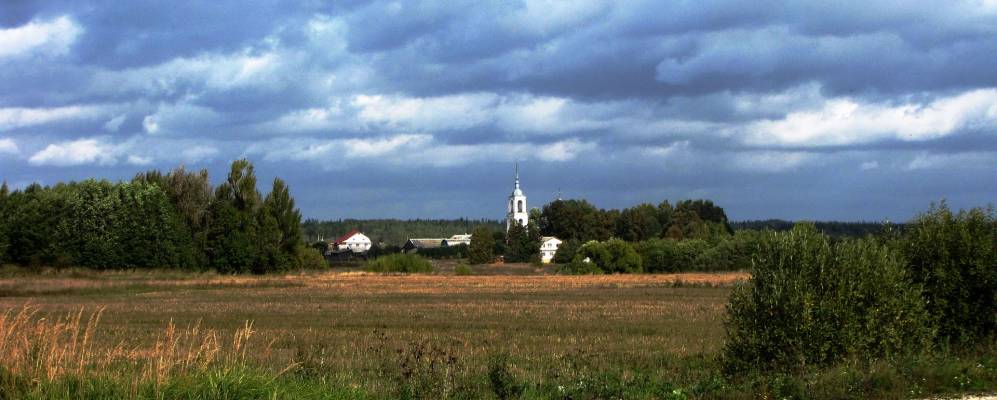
[0,268,748,396]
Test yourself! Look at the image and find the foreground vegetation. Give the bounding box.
[1,269,995,399]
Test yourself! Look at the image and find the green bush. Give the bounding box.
[636,239,708,273]
[454,263,473,275]
[365,253,434,273]
[558,258,605,275]
[902,203,997,344]
[571,239,641,273]
[722,223,933,374]
[295,246,328,270]
[552,239,579,264]
[692,232,760,272]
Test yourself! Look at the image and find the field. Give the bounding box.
[0,267,746,398]
[2,267,994,399]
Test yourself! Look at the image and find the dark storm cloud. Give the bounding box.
[1,0,996,221]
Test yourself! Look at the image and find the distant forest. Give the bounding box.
[731,220,903,237]
[302,218,503,246]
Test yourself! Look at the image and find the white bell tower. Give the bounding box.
[506,161,528,233]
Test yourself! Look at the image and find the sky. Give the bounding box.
[1,1,996,222]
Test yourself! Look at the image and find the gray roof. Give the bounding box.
[405,238,445,249]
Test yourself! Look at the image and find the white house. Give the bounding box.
[540,236,562,264]
[444,233,472,246]
[331,229,372,253]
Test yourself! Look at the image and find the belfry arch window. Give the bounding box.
[517,200,523,212]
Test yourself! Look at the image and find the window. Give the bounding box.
[517,200,523,212]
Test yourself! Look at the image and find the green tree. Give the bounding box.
[616,203,662,241]
[539,199,604,242]
[505,223,539,263]
[208,160,263,273]
[468,226,495,264]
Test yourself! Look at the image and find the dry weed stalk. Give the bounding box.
[0,306,269,384]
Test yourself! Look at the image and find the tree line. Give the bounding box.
[731,219,901,237]
[0,160,324,273]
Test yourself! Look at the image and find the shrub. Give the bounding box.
[558,259,604,275]
[637,239,708,272]
[552,239,579,264]
[571,239,641,273]
[295,246,327,270]
[722,223,933,374]
[902,203,997,344]
[454,263,473,276]
[692,232,759,272]
[487,354,523,400]
[365,253,433,273]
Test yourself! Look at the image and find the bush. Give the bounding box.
[722,223,933,374]
[365,253,434,273]
[558,259,604,275]
[454,263,473,275]
[636,239,707,273]
[571,239,642,273]
[692,232,760,272]
[552,239,579,264]
[295,246,328,270]
[902,203,997,344]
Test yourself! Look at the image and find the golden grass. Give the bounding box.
[0,306,276,385]
[0,271,745,387]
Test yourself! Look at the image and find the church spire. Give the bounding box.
[514,160,520,190]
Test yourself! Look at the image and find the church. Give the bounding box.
[505,163,561,263]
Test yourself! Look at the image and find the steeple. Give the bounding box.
[506,161,528,232]
[512,160,523,196]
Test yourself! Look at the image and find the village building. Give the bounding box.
[540,236,562,264]
[330,229,372,253]
[402,238,445,253]
[443,234,472,246]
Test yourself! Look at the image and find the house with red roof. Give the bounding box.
[329,229,372,253]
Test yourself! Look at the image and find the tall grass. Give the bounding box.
[0,306,300,397]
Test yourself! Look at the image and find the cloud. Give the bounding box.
[742,88,997,147]
[0,138,18,155]
[860,161,880,170]
[89,50,284,97]
[0,16,81,59]
[251,134,594,168]
[0,105,105,130]
[28,138,118,166]
[180,145,219,163]
[103,115,126,132]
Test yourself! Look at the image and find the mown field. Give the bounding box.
[0,267,748,399]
